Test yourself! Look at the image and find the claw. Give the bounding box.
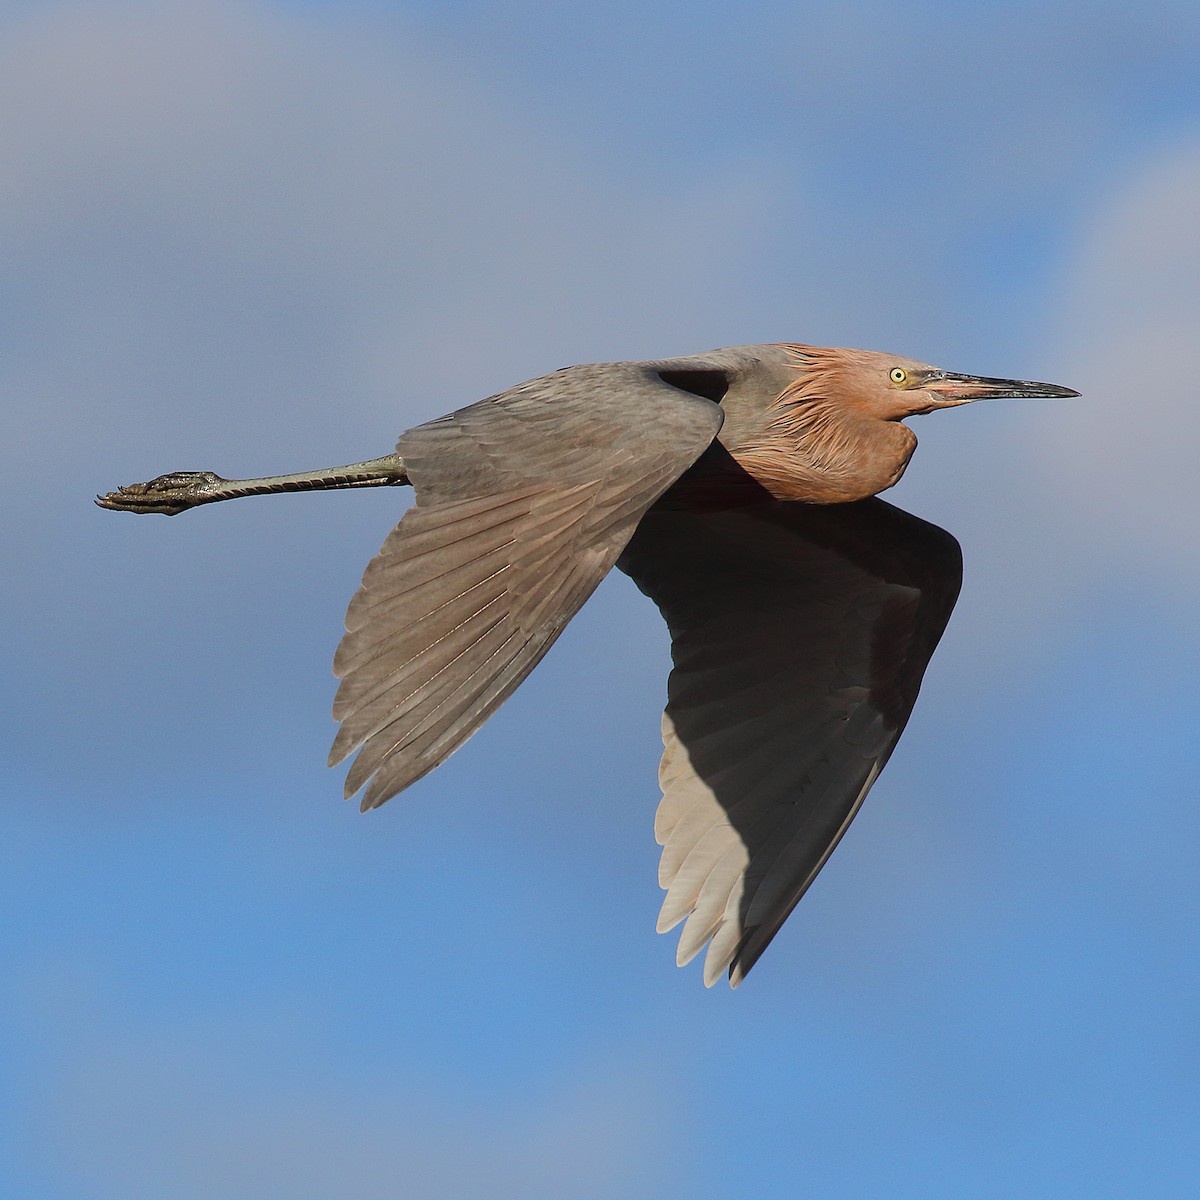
[95,471,225,515]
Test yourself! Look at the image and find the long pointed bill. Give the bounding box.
[922,370,1081,407]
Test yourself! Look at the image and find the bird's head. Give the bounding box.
[781,345,1080,422]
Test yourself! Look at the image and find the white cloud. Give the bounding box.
[1038,138,1200,593]
[0,0,790,778]
[0,0,785,455]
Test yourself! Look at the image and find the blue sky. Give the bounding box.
[3,2,1200,1196]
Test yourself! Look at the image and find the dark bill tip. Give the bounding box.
[925,371,1081,402]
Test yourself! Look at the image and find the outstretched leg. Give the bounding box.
[96,454,410,516]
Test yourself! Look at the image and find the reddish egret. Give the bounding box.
[98,343,1077,985]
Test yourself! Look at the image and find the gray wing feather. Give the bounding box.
[330,359,727,810]
[618,493,961,987]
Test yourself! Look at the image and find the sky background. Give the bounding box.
[3,1,1200,1196]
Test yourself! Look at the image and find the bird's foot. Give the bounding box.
[95,471,226,515]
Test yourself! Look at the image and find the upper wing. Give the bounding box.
[329,358,726,810]
[617,491,962,987]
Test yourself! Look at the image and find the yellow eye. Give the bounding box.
[889,367,908,386]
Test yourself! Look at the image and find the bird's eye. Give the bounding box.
[889,367,909,386]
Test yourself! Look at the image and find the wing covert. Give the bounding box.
[330,359,726,809]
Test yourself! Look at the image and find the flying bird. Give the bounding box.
[98,343,1078,986]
